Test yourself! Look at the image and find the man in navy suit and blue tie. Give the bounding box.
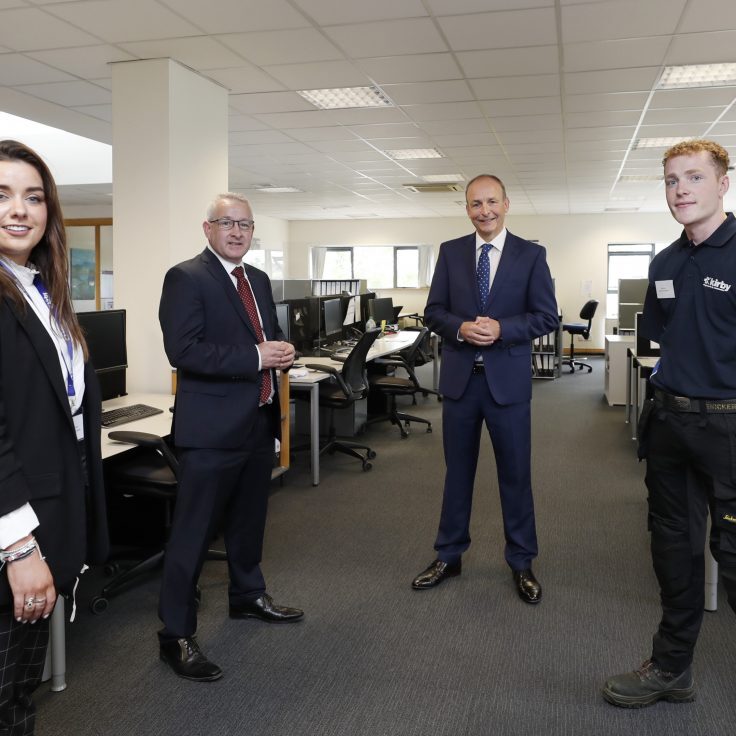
[412,174,558,604]
[158,193,302,681]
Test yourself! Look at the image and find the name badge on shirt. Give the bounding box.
[655,280,675,299]
[73,413,85,441]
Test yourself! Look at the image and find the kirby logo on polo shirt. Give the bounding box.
[703,276,732,292]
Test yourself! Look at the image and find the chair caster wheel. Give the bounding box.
[362,461,372,471]
[90,596,109,615]
[400,430,409,439]
[366,450,377,459]
[426,426,432,433]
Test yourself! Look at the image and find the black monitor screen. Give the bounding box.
[323,298,343,338]
[275,303,290,342]
[77,309,127,373]
[369,297,395,324]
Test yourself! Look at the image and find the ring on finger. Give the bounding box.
[25,598,35,609]
[33,598,46,605]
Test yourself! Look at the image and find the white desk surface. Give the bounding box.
[101,392,174,459]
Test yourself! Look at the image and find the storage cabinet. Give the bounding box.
[531,323,562,379]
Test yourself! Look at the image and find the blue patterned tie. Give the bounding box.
[477,242,492,310]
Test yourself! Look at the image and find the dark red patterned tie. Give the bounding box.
[232,266,272,404]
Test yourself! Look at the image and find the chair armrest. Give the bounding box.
[108,430,164,448]
[303,363,351,397]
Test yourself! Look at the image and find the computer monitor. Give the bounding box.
[275,303,290,342]
[76,309,128,400]
[323,298,343,342]
[368,297,395,325]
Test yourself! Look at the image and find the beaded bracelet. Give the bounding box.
[0,537,38,564]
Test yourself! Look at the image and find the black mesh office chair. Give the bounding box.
[297,328,381,471]
[368,328,435,438]
[91,430,226,614]
[562,299,599,373]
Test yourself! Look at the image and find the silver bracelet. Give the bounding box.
[0,537,38,564]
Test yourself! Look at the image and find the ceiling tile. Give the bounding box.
[382,80,473,105]
[217,28,344,66]
[418,119,490,135]
[401,101,483,122]
[437,8,558,51]
[563,37,669,73]
[564,67,660,95]
[642,106,726,126]
[46,0,201,43]
[490,113,563,132]
[665,30,736,65]
[650,88,736,109]
[457,46,559,79]
[564,92,649,113]
[228,92,314,114]
[71,104,112,122]
[565,110,642,128]
[427,0,555,13]
[14,80,111,106]
[117,37,245,71]
[432,133,499,148]
[284,126,358,142]
[322,18,447,57]
[0,54,75,85]
[291,0,428,24]
[677,0,736,34]
[470,75,559,99]
[229,130,297,145]
[263,60,370,89]
[26,45,135,79]
[561,0,685,43]
[203,66,285,95]
[157,0,310,33]
[349,123,423,140]
[356,53,463,84]
[0,6,99,50]
[481,97,561,117]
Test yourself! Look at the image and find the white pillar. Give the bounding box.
[112,59,228,393]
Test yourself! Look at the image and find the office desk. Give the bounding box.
[290,331,418,486]
[102,392,174,458]
[625,350,658,440]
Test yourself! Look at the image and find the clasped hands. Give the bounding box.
[459,316,501,347]
[258,340,296,370]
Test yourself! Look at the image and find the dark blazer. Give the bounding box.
[425,231,559,404]
[0,296,109,605]
[159,248,284,449]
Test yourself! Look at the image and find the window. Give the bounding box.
[244,249,284,279]
[606,243,667,318]
[312,245,433,288]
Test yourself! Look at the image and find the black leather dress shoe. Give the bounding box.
[229,593,304,623]
[512,568,542,604]
[159,636,223,682]
[411,559,461,589]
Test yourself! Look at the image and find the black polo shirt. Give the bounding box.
[641,212,736,399]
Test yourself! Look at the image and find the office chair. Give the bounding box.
[368,328,436,438]
[90,430,226,614]
[297,328,381,472]
[562,299,599,373]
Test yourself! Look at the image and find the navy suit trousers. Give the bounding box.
[434,372,538,570]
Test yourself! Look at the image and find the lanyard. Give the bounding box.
[0,259,76,398]
[32,275,76,398]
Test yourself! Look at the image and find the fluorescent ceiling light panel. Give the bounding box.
[385,148,443,160]
[256,186,303,193]
[658,63,736,89]
[297,86,393,110]
[634,137,690,149]
[0,112,111,186]
[423,174,464,182]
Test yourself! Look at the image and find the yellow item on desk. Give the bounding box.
[380,319,386,335]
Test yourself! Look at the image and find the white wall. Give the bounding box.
[288,211,679,349]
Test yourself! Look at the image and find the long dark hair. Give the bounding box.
[0,139,87,358]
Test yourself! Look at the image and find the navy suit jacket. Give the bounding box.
[425,231,559,404]
[159,248,284,449]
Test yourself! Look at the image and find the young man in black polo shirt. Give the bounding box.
[603,139,736,708]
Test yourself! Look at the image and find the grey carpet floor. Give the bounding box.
[36,359,735,736]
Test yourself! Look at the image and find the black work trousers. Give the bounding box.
[645,404,736,673]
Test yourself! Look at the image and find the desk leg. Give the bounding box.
[625,351,633,425]
[632,366,640,441]
[705,520,718,612]
[310,383,320,486]
[50,597,66,692]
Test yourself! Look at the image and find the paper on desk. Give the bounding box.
[289,368,309,377]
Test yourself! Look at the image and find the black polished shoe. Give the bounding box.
[229,593,304,623]
[512,568,542,604]
[603,659,695,708]
[411,559,461,590]
[159,636,222,682]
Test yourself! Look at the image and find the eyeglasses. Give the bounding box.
[208,218,255,231]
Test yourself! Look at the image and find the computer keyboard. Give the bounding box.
[101,403,164,428]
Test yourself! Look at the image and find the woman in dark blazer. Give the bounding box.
[0,139,108,735]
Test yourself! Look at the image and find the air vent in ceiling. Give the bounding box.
[403,182,464,193]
